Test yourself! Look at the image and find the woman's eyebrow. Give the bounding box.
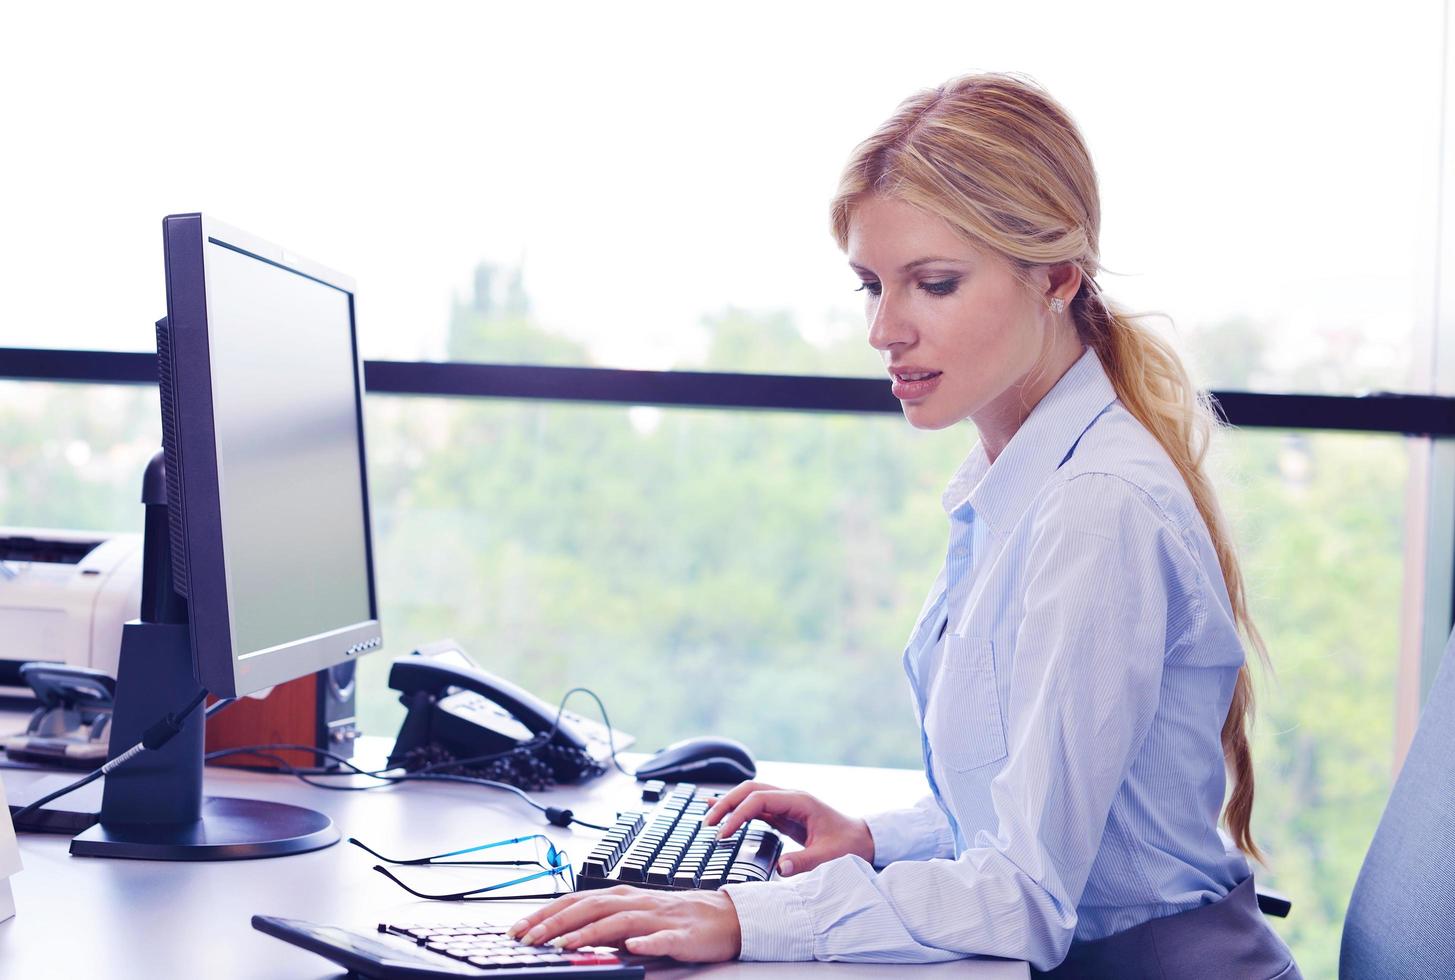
[900,256,963,271]
[849,256,965,275]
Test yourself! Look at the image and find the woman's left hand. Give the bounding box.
[508,885,741,962]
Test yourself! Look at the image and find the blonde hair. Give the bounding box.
[832,72,1268,862]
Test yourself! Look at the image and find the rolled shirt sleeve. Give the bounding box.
[726,475,1195,969]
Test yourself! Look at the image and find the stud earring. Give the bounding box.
[1049,297,1065,314]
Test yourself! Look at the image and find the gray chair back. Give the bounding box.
[1340,627,1455,978]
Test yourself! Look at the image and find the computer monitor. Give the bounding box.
[155,213,381,698]
[69,214,382,860]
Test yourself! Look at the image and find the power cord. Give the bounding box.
[10,688,210,825]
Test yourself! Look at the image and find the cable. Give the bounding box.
[9,767,106,824]
[197,682,636,831]
[258,681,633,784]
[8,682,631,832]
[390,686,631,779]
[550,686,635,779]
[388,683,632,819]
[201,743,611,832]
[402,731,551,776]
[10,687,209,826]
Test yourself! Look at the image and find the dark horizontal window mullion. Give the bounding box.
[361,360,893,412]
[4,347,1455,436]
[1208,391,1455,438]
[1,348,158,385]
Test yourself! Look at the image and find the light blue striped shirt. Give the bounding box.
[723,347,1250,970]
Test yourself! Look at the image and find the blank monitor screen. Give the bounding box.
[203,240,372,660]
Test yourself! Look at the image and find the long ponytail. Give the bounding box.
[1076,283,1266,863]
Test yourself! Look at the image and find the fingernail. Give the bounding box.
[510,919,528,938]
[524,929,543,945]
[716,824,729,839]
[625,937,644,951]
[779,858,794,876]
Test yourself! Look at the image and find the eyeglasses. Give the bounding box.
[349,833,576,901]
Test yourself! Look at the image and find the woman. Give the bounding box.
[510,72,1301,979]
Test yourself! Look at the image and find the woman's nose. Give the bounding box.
[867,291,913,351]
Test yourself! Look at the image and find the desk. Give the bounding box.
[0,741,1027,979]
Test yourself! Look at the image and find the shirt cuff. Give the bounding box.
[863,804,953,866]
[721,881,815,961]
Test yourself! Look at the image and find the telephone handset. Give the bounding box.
[385,639,633,789]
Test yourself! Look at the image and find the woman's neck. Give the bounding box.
[974,341,1088,464]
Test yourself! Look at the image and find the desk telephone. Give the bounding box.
[386,640,633,790]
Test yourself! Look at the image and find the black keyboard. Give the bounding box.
[577,782,783,891]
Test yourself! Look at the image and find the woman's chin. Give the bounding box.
[902,404,960,431]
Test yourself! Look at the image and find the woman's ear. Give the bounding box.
[1045,261,1082,308]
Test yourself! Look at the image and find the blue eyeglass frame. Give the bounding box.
[349,834,576,901]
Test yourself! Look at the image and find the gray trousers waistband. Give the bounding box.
[1033,876,1302,980]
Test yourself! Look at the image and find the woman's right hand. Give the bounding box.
[703,781,874,877]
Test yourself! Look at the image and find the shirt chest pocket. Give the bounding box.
[925,635,1007,773]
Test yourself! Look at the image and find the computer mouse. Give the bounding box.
[634,735,757,784]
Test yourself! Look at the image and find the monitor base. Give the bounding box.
[69,795,338,861]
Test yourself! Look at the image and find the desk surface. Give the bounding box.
[0,741,1027,980]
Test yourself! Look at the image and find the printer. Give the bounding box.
[0,527,142,696]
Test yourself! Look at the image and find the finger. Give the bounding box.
[714,790,776,838]
[520,889,649,945]
[624,928,691,960]
[703,780,777,826]
[555,909,661,950]
[510,891,593,939]
[715,790,803,839]
[521,893,632,946]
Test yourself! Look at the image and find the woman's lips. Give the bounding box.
[891,371,942,401]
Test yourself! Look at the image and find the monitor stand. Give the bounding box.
[69,452,339,861]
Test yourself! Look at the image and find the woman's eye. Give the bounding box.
[855,281,882,297]
[920,278,959,296]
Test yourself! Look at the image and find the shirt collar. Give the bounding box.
[941,346,1117,535]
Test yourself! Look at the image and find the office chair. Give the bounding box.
[1338,624,1455,978]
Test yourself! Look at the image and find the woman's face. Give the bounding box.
[846,194,1070,434]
